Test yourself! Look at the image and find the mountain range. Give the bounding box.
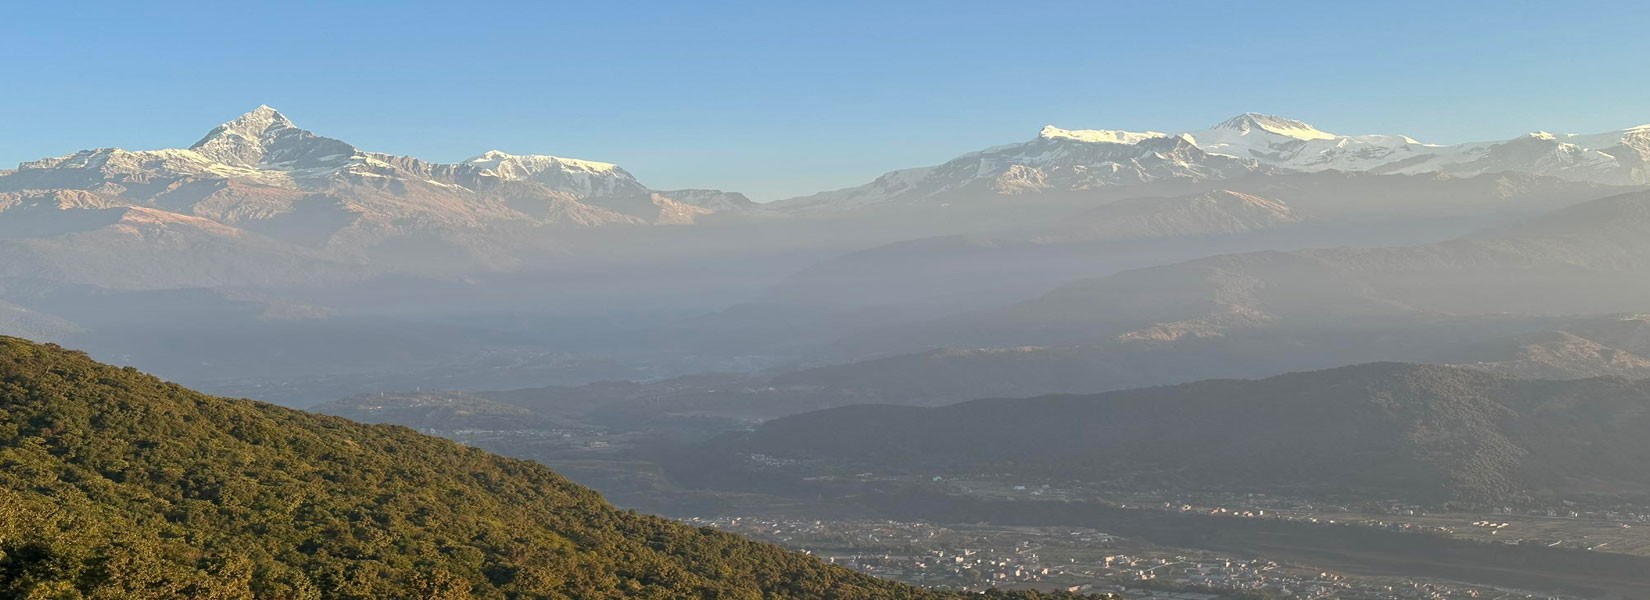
[779,113,1650,211]
[7,106,1650,405]
[5,106,1648,291]
[0,106,758,287]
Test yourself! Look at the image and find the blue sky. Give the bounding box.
[4,1,1649,201]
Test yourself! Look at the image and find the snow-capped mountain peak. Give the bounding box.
[188,105,358,171]
[0,104,755,270]
[1208,113,1337,141]
[1038,125,1167,145]
[190,106,297,152]
[464,150,622,175]
[217,105,293,133]
[460,150,646,198]
[776,124,1267,211]
[1184,113,1436,174]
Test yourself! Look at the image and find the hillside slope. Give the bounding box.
[0,337,1075,599]
[712,363,1650,503]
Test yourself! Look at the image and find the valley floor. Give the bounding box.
[413,424,1650,599]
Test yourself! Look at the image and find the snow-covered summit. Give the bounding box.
[1208,113,1337,141]
[1038,125,1167,145]
[192,105,296,148]
[462,150,645,198]
[1186,113,1432,173]
[778,125,1266,211]
[777,113,1650,212]
[465,150,621,174]
[187,105,359,171]
[5,106,676,203]
[0,105,754,254]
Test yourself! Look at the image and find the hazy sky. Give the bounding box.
[4,0,1649,201]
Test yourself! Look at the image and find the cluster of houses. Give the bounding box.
[684,516,1564,600]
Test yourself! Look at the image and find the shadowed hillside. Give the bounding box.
[706,363,1650,503]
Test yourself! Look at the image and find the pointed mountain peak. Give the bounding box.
[246,104,289,121]
[1211,113,1336,141]
[187,106,357,170]
[188,105,306,166]
[193,105,297,146]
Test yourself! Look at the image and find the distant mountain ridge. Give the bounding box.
[0,106,759,286]
[1035,189,1302,243]
[761,189,1650,405]
[780,113,1650,211]
[7,106,1646,284]
[707,362,1650,503]
[778,126,1272,211]
[10,105,756,224]
[930,188,1650,346]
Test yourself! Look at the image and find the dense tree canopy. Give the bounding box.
[0,337,1088,599]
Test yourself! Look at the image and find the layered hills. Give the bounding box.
[777,188,1650,401]
[708,363,1650,503]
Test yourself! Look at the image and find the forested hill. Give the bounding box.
[0,337,1085,599]
[707,363,1650,503]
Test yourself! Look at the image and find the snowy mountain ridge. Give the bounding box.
[779,113,1650,211]
[0,106,761,287]
[0,106,755,234]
